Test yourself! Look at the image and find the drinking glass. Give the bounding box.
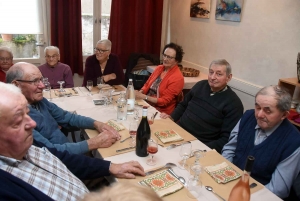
[178,143,192,169]
[146,138,158,166]
[147,112,154,125]
[107,89,115,105]
[57,81,65,97]
[186,176,202,198]
[99,88,109,105]
[134,108,140,121]
[87,80,93,96]
[129,121,138,146]
[43,81,52,101]
[97,77,104,88]
[192,149,205,165]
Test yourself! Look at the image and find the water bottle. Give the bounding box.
[126,78,135,114]
[117,92,127,120]
[136,106,151,157]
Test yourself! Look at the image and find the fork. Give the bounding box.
[166,141,191,150]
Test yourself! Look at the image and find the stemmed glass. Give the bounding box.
[134,108,140,121]
[192,149,205,165]
[178,143,192,169]
[87,80,93,96]
[57,81,65,97]
[146,138,158,166]
[129,121,138,146]
[186,174,202,198]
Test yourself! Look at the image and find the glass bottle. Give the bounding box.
[136,106,151,157]
[117,92,127,120]
[126,78,135,114]
[228,156,255,201]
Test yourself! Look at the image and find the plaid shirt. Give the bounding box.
[0,145,89,201]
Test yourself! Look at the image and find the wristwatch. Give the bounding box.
[144,95,148,100]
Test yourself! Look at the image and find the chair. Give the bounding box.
[124,53,160,90]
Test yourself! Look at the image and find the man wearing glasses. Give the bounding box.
[6,62,121,155]
[38,46,74,89]
[0,46,14,82]
[82,39,124,86]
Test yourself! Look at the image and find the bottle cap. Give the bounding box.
[244,155,255,172]
[129,79,133,81]
[143,106,148,109]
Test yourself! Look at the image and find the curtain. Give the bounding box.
[108,0,163,69]
[50,0,83,75]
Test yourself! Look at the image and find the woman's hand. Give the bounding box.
[134,90,146,100]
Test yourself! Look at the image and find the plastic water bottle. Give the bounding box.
[117,92,127,120]
[126,78,135,114]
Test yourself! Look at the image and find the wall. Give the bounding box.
[168,0,300,110]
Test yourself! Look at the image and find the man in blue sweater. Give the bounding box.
[0,82,145,200]
[222,85,300,198]
[6,62,121,155]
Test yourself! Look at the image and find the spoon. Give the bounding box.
[168,168,186,185]
[145,162,177,176]
[205,186,226,201]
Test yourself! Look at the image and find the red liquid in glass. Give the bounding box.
[147,146,158,154]
[129,131,137,136]
[148,120,153,125]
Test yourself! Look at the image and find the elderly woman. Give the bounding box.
[135,43,184,115]
[0,46,14,82]
[83,39,124,86]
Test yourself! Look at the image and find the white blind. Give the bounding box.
[0,0,43,34]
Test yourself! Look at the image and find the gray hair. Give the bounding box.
[0,82,22,118]
[96,39,112,50]
[0,46,13,58]
[6,62,31,83]
[255,85,291,112]
[44,46,60,55]
[209,59,232,75]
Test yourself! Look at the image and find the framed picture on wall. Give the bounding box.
[190,0,211,19]
[215,0,243,22]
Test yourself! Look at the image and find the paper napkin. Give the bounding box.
[106,120,125,131]
[205,162,241,184]
[154,129,183,144]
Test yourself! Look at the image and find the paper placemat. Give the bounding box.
[140,169,184,197]
[205,162,241,184]
[185,150,264,200]
[85,128,135,158]
[150,118,197,147]
[154,129,184,144]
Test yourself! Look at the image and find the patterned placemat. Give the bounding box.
[154,129,184,144]
[205,162,241,184]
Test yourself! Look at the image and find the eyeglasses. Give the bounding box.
[94,48,109,54]
[45,54,58,59]
[0,57,13,62]
[162,53,175,60]
[16,77,44,86]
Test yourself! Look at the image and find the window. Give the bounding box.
[81,0,112,55]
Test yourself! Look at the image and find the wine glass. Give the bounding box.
[186,175,202,198]
[134,108,140,121]
[87,80,93,96]
[57,81,65,97]
[146,138,158,166]
[178,143,192,169]
[129,121,138,146]
[192,149,205,165]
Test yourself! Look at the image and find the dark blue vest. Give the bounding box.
[233,110,300,185]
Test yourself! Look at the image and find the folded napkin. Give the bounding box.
[154,129,183,144]
[141,170,183,197]
[106,120,125,131]
[205,162,241,184]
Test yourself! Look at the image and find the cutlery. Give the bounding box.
[72,87,78,94]
[168,168,186,185]
[166,141,191,150]
[205,186,226,201]
[153,112,158,119]
[116,146,135,153]
[120,136,131,143]
[250,182,257,188]
[145,163,177,176]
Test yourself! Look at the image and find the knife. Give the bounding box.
[116,146,135,153]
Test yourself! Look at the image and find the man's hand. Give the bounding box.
[160,112,170,119]
[94,121,121,140]
[109,161,145,179]
[87,130,118,150]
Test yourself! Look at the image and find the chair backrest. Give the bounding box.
[176,91,184,107]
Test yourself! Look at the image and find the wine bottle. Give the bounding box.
[126,78,135,114]
[228,156,255,201]
[136,106,151,157]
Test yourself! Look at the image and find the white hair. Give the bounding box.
[44,46,60,55]
[0,46,13,58]
[96,39,112,50]
[0,82,22,118]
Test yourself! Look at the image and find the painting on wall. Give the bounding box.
[190,0,211,19]
[215,0,243,22]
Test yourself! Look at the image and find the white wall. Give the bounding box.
[168,0,300,110]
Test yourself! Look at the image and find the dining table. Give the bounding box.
[45,85,283,201]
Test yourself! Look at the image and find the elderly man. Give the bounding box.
[222,85,300,198]
[0,82,145,200]
[161,59,243,153]
[39,46,74,89]
[6,62,120,155]
[0,46,14,82]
